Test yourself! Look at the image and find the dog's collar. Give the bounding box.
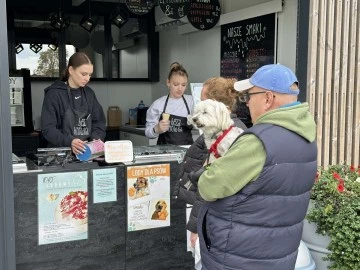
[209,125,234,159]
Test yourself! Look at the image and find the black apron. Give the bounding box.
[157,95,193,145]
[62,87,92,142]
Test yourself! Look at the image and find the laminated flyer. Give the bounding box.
[127,164,170,232]
[38,171,88,245]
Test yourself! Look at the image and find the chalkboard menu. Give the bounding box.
[159,0,191,19]
[187,0,221,30]
[220,13,276,79]
[125,0,155,15]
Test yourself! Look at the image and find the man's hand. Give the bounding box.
[188,167,207,187]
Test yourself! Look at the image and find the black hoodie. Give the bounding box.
[41,80,106,147]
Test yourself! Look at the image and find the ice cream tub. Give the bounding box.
[76,140,105,161]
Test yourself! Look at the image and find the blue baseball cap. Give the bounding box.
[234,64,300,95]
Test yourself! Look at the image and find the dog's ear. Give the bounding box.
[187,114,195,125]
[218,103,233,130]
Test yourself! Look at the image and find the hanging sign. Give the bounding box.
[159,0,191,20]
[125,0,155,15]
[187,0,221,30]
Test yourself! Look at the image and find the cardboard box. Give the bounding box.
[107,106,122,127]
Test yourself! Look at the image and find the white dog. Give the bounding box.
[188,99,244,163]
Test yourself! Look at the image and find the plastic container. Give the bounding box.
[302,219,330,270]
[76,140,105,161]
[138,100,145,109]
[129,108,137,126]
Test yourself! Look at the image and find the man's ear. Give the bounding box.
[264,91,275,109]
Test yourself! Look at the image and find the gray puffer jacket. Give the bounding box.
[173,135,208,232]
[198,124,317,270]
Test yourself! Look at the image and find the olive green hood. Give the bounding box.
[255,102,316,142]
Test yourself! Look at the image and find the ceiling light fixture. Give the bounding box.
[110,4,129,28]
[80,0,98,32]
[30,43,43,54]
[80,14,98,32]
[48,42,58,51]
[15,43,24,54]
[50,10,70,31]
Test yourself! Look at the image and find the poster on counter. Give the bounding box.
[38,171,88,245]
[127,164,170,231]
[93,168,117,203]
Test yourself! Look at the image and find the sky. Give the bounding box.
[15,44,76,75]
[16,44,40,75]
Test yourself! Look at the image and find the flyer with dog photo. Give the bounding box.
[127,164,170,231]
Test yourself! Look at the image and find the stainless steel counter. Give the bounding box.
[119,125,146,136]
[119,125,200,146]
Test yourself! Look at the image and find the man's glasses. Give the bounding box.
[238,91,267,103]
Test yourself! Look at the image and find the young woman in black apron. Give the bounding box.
[145,62,194,145]
[41,52,106,155]
[157,94,193,145]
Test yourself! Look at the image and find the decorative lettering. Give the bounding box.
[220,13,275,79]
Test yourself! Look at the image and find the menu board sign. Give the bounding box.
[125,0,155,15]
[187,0,221,30]
[220,13,276,79]
[159,0,191,19]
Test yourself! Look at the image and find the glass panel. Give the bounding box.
[16,44,59,77]
[66,45,76,63]
[67,15,105,78]
[111,19,149,78]
[12,10,153,80]
[16,44,77,78]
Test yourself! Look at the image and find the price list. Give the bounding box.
[220,13,276,79]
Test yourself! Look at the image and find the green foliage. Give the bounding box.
[307,164,360,270]
[33,48,59,77]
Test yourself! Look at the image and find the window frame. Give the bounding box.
[8,8,159,82]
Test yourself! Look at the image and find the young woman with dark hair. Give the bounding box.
[41,52,106,155]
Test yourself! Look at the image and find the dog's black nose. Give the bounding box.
[192,117,198,122]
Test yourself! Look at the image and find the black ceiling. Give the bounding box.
[7,0,136,20]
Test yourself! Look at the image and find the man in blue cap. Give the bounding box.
[196,64,318,269]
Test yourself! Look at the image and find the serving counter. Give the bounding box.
[119,126,200,146]
[13,146,193,270]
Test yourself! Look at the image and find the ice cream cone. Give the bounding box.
[162,113,170,121]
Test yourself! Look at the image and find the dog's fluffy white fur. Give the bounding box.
[188,99,244,162]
